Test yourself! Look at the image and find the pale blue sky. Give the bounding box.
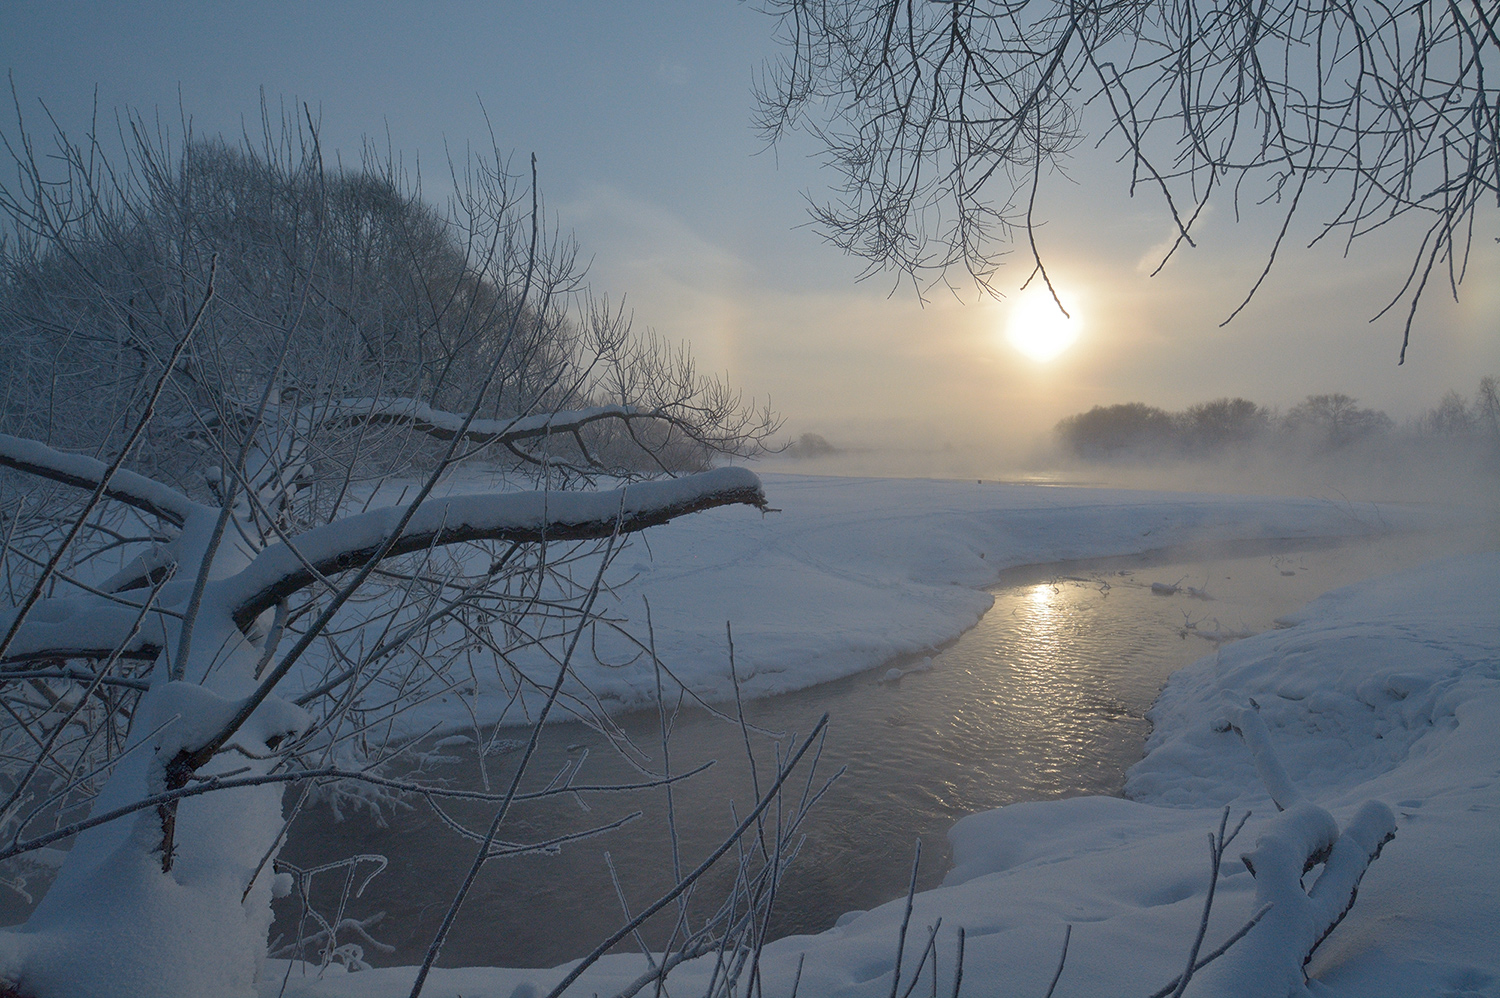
[4,2,1497,465]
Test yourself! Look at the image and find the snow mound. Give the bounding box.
[1127,553,1500,809]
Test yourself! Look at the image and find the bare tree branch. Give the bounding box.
[758,0,1499,348]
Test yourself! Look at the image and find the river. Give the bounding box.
[270,531,1467,969]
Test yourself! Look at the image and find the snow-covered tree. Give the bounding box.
[0,105,784,998]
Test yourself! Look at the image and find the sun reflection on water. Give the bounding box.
[268,538,1464,969]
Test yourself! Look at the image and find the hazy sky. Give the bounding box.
[4,2,1497,466]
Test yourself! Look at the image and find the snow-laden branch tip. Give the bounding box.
[0,433,205,527]
[1187,799,1395,997]
[221,467,767,631]
[0,595,169,666]
[1214,705,1303,811]
[1192,702,1398,996]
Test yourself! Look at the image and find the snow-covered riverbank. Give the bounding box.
[382,472,1456,734]
[266,475,1498,997]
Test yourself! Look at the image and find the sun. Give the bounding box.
[1005,287,1081,362]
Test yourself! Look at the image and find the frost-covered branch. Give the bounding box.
[0,429,205,529]
[0,469,766,667]
[1188,706,1398,996]
[1214,706,1303,811]
[0,598,167,666]
[222,467,766,631]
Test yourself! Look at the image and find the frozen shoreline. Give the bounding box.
[266,476,1498,996]
[366,472,1461,735]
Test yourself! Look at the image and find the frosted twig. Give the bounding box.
[727,620,770,862]
[604,850,656,964]
[645,595,690,943]
[607,930,720,998]
[897,917,943,998]
[789,952,806,998]
[542,713,832,998]
[268,912,394,960]
[1146,903,1274,998]
[1042,923,1071,998]
[949,927,965,998]
[1168,807,1246,998]
[888,839,923,998]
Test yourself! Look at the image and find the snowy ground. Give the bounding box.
[262,474,1498,997]
[388,472,1455,733]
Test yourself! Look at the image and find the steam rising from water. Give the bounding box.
[756,435,1500,511]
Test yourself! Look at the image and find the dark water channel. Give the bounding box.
[271,532,1466,970]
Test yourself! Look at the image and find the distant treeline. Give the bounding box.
[1057,379,1500,459]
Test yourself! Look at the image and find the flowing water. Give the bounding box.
[267,532,1469,969]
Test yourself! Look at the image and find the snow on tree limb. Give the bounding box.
[1304,800,1399,955]
[0,597,166,666]
[0,433,205,527]
[0,469,767,662]
[1214,706,1304,811]
[1185,800,1395,997]
[222,467,767,631]
[1189,704,1399,996]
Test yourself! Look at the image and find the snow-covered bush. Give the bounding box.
[0,104,785,998]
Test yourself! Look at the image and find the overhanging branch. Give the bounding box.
[222,467,767,631]
[0,433,204,528]
[0,594,170,667]
[0,646,161,668]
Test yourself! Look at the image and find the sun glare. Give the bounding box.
[1005,288,1080,362]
